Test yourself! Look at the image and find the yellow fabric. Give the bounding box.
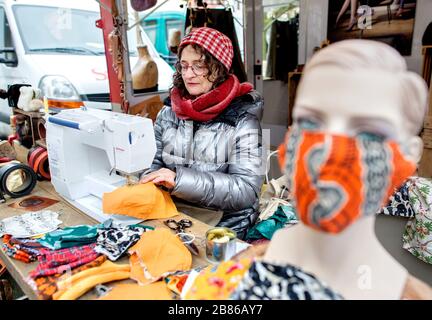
[55,271,130,300]
[56,261,129,291]
[102,182,179,220]
[184,258,252,300]
[53,261,130,300]
[99,282,173,300]
[128,228,192,285]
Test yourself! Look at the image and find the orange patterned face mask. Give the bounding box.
[278,127,416,233]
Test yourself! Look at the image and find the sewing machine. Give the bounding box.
[46,108,156,225]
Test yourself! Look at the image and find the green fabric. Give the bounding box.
[246,205,297,241]
[38,220,155,250]
[38,225,99,250]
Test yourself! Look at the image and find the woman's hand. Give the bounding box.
[139,168,176,190]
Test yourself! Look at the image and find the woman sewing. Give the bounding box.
[140,27,264,239]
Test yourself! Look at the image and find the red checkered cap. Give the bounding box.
[179,27,234,71]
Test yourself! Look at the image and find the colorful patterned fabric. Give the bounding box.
[184,258,252,300]
[278,126,416,233]
[379,179,415,218]
[179,27,234,71]
[231,261,343,300]
[0,210,62,238]
[95,224,152,261]
[2,234,38,263]
[402,177,432,265]
[38,225,98,250]
[30,255,107,300]
[29,244,100,278]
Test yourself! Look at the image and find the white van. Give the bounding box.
[0,0,174,137]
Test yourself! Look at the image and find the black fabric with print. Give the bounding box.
[379,181,414,218]
[231,261,343,300]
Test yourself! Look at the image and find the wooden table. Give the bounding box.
[0,181,213,300]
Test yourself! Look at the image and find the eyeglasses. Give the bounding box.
[179,62,207,76]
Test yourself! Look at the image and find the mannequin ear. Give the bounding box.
[405,135,424,164]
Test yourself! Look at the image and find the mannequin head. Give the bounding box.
[294,39,428,163]
[281,40,428,233]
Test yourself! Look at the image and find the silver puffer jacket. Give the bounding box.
[149,90,265,239]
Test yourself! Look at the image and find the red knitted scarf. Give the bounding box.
[171,74,253,122]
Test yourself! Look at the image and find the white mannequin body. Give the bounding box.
[264,40,428,300]
[265,218,407,299]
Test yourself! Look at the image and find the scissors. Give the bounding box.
[164,219,199,256]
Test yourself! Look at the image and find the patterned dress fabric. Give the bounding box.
[402,177,432,265]
[231,261,343,300]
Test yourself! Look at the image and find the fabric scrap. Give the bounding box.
[99,282,173,300]
[53,260,130,300]
[103,183,179,220]
[128,228,192,285]
[37,225,98,250]
[184,258,252,300]
[402,177,432,265]
[94,224,152,261]
[0,210,62,238]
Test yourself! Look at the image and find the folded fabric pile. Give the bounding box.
[2,235,46,263]
[30,255,107,300]
[102,182,179,220]
[28,243,100,278]
[37,225,99,250]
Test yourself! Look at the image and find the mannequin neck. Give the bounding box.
[264,216,408,299]
[137,46,150,59]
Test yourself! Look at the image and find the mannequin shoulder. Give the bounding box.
[401,275,432,300]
